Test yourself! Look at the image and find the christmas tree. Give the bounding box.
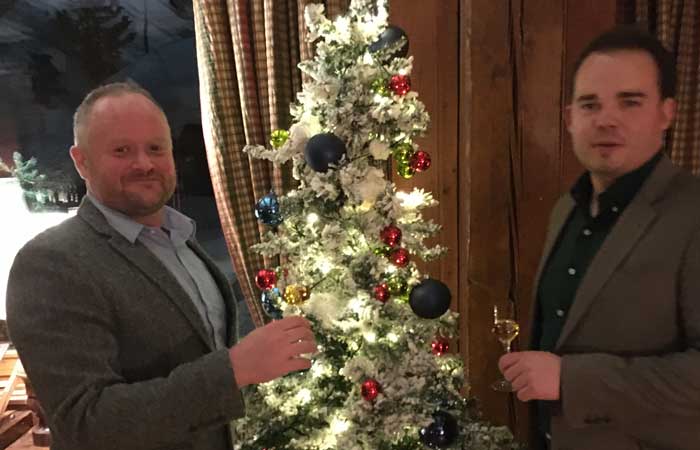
[235,1,521,449]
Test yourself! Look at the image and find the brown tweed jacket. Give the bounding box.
[530,156,700,450]
[7,198,245,450]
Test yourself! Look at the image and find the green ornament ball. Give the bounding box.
[397,164,415,179]
[392,143,414,164]
[270,129,290,149]
[387,276,408,296]
[371,78,390,96]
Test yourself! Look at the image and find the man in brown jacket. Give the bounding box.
[6,82,317,450]
[500,27,700,450]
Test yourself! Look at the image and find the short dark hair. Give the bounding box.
[570,25,676,100]
[73,81,166,146]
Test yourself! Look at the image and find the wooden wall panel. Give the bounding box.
[462,0,515,428]
[389,4,460,318]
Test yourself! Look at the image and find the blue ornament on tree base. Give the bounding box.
[261,287,283,320]
[419,411,458,448]
[255,192,282,226]
[409,278,452,319]
[304,133,347,172]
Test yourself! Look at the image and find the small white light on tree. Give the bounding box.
[307,212,320,225]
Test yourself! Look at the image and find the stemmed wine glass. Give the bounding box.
[491,304,520,392]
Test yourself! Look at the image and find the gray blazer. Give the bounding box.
[530,156,700,450]
[7,198,246,450]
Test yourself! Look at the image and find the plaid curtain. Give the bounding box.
[193,0,348,327]
[618,0,700,174]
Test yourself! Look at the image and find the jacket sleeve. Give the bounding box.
[559,226,700,431]
[6,243,246,450]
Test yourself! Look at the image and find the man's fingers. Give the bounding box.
[285,327,316,344]
[498,352,521,372]
[277,315,312,331]
[287,340,318,357]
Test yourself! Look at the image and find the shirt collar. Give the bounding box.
[570,151,663,212]
[87,193,196,244]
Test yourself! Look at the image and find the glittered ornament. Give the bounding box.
[255,269,277,290]
[389,247,410,267]
[397,163,415,179]
[387,276,408,296]
[419,411,458,448]
[370,78,390,96]
[373,283,390,303]
[392,143,414,164]
[409,278,452,319]
[270,129,289,149]
[409,150,432,172]
[304,133,347,172]
[431,337,450,356]
[261,288,283,320]
[380,225,402,247]
[361,379,381,402]
[389,74,411,96]
[368,25,409,58]
[254,192,282,226]
[283,285,309,306]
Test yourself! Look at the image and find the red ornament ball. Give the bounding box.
[373,283,390,303]
[431,337,450,356]
[361,378,381,402]
[389,74,411,96]
[255,269,277,290]
[380,225,402,247]
[409,150,432,172]
[389,248,410,267]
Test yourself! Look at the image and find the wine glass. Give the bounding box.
[491,304,520,392]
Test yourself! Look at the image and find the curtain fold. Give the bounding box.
[193,0,348,327]
[619,0,700,174]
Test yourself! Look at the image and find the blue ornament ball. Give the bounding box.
[255,192,282,226]
[261,287,283,320]
[304,133,347,172]
[419,411,458,449]
[369,25,409,58]
[409,278,452,319]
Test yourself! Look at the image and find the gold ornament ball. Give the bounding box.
[270,129,290,149]
[283,285,309,305]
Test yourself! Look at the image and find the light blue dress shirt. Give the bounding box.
[89,194,227,349]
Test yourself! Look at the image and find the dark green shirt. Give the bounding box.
[535,151,662,435]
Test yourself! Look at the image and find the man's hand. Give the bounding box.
[498,351,561,402]
[229,316,317,387]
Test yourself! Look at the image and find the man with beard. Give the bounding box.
[499,27,700,450]
[6,82,317,450]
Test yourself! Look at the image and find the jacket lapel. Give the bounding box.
[78,199,216,351]
[555,157,678,349]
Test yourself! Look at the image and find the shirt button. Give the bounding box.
[582,228,592,236]
[567,267,576,275]
[556,309,565,317]
[611,206,619,213]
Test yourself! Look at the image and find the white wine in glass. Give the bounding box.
[491,305,520,392]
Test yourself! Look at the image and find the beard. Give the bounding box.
[120,173,177,217]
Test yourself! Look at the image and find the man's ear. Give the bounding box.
[69,146,89,181]
[660,98,677,131]
[564,104,573,133]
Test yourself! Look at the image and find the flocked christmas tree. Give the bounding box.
[234,1,521,449]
